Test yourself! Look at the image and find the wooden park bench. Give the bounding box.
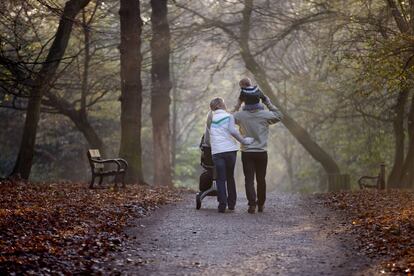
[358,163,386,189]
[87,149,128,189]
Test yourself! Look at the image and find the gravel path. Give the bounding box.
[107,192,379,275]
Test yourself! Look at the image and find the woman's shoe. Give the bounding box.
[248,206,256,214]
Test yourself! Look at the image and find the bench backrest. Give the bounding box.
[359,163,386,189]
[87,149,104,170]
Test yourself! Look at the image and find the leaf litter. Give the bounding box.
[0,180,182,274]
[321,189,414,274]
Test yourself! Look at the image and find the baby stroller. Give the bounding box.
[196,135,217,209]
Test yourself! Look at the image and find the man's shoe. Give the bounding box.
[258,205,264,212]
[228,206,235,211]
[248,206,256,214]
[218,208,225,213]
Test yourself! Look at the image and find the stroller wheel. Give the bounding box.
[196,194,201,210]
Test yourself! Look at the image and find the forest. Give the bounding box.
[1,0,414,275]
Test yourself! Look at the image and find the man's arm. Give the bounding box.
[231,98,242,113]
[263,96,283,124]
[258,88,267,101]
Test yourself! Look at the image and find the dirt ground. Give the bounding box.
[102,192,381,275]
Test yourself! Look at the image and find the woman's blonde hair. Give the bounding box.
[210,97,225,111]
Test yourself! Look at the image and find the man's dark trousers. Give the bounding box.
[241,151,268,207]
[212,151,237,211]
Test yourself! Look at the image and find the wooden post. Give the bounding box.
[327,174,351,192]
[379,163,386,189]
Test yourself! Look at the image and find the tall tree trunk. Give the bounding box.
[80,9,90,118]
[400,95,414,187]
[78,7,106,154]
[10,0,91,179]
[171,60,178,177]
[240,0,340,175]
[150,0,172,186]
[385,1,414,187]
[388,89,409,188]
[282,149,294,188]
[119,0,144,184]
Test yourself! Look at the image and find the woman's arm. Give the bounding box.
[228,115,253,145]
[203,111,212,146]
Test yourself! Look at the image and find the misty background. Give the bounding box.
[1,0,407,192]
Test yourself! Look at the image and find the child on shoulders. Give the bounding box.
[233,77,266,112]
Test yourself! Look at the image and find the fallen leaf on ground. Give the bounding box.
[320,189,414,274]
[0,180,183,274]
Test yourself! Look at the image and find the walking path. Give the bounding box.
[107,192,379,275]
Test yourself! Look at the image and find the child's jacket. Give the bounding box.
[239,86,266,105]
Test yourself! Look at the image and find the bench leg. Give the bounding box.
[114,174,118,189]
[89,175,95,189]
[122,172,126,188]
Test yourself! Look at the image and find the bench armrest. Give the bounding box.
[91,158,122,172]
[114,158,128,169]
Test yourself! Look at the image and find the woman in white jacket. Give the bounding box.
[204,98,253,213]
